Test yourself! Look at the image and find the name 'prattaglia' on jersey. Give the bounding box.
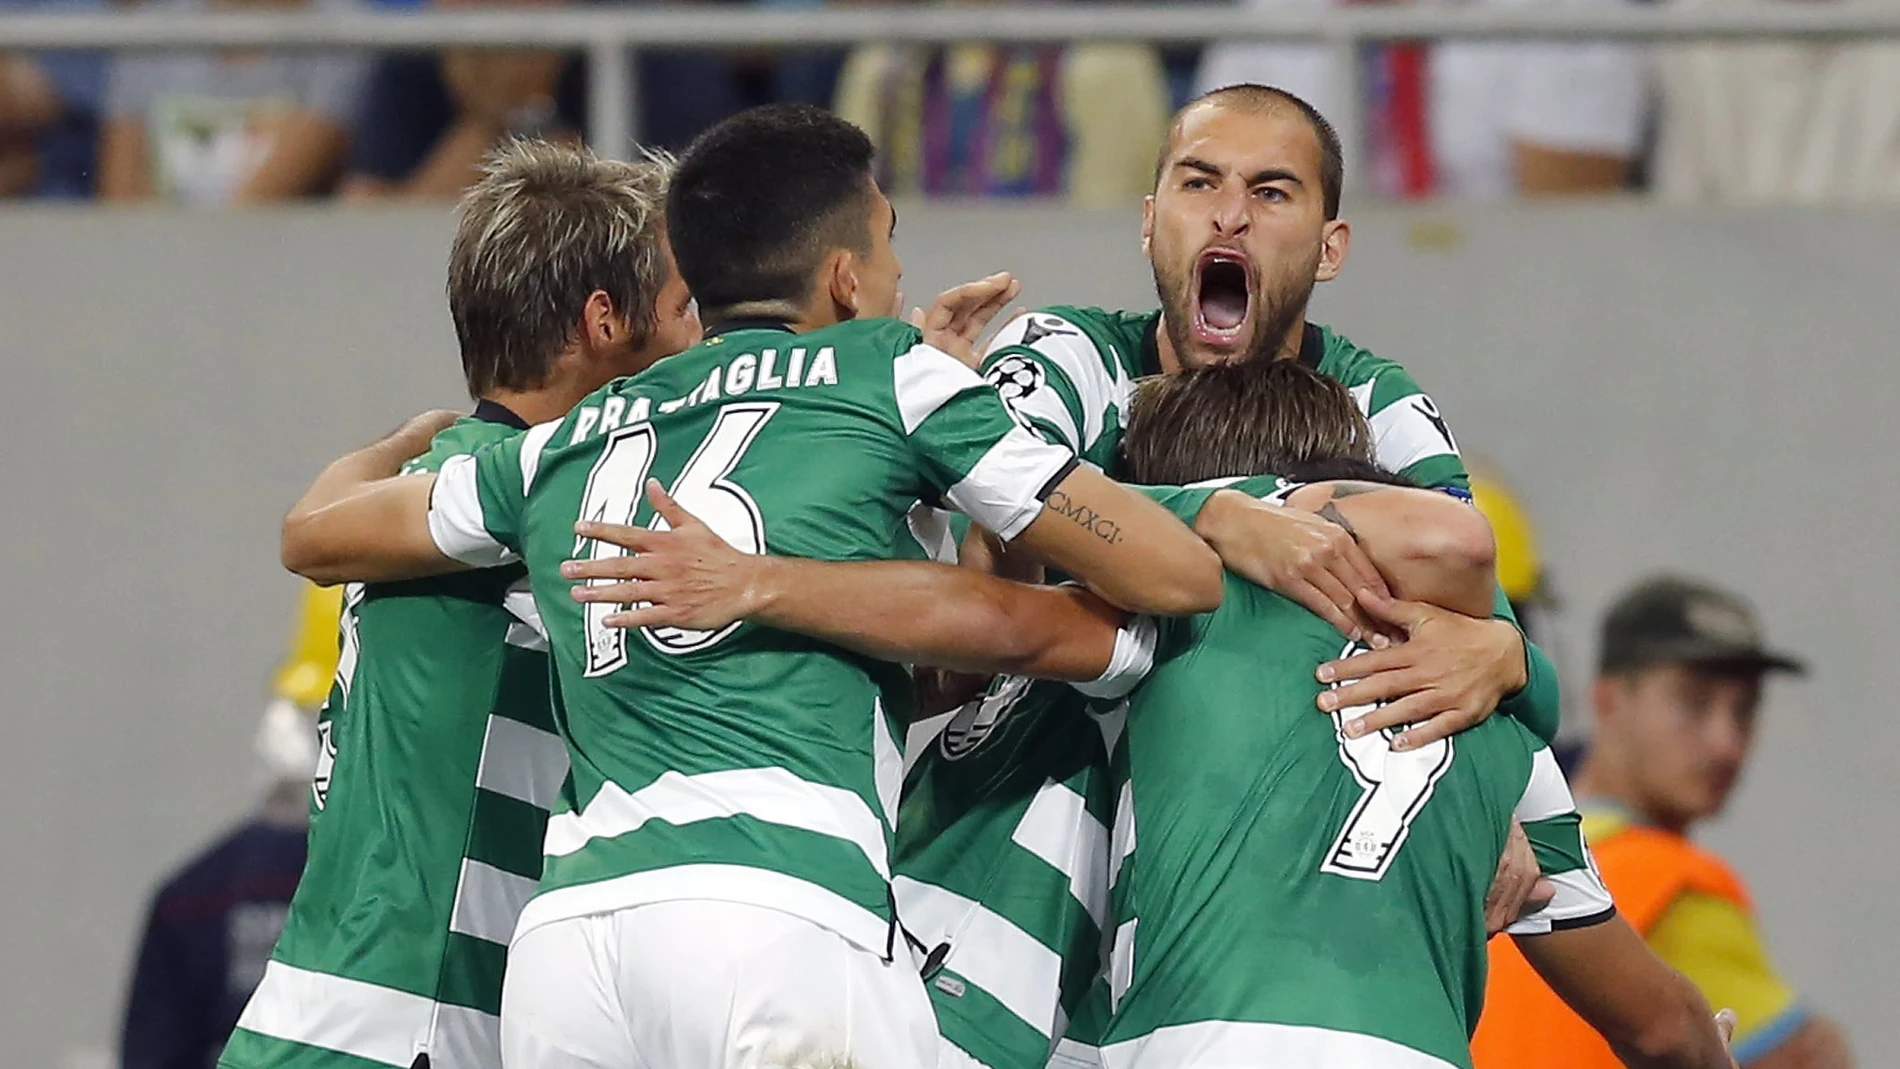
[563,343,842,445]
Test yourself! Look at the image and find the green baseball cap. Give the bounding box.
[1597,575,1806,676]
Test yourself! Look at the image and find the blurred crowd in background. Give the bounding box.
[4,0,1900,207]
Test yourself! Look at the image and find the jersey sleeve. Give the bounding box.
[1492,589,1562,745]
[894,338,1078,541]
[1506,746,1616,935]
[427,421,559,567]
[1645,893,1807,1063]
[979,311,1126,464]
[1352,362,1470,494]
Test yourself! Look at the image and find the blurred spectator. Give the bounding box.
[343,0,585,200]
[833,4,1170,205]
[98,0,368,204]
[1473,576,1855,1069]
[0,0,106,198]
[1653,4,1900,204]
[121,583,341,1069]
[1196,0,1647,198]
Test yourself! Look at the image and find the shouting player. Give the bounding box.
[278,104,1221,1069]
[980,83,1558,745]
[226,142,698,1069]
[566,358,1740,1069]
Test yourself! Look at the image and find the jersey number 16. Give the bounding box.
[573,402,781,676]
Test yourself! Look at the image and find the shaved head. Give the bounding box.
[1155,85,1344,219]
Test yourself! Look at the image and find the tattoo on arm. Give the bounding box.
[1046,491,1124,545]
[1325,481,1386,501]
[1317,501,1359,539]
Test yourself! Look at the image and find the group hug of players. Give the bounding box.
[219,85,1743,1069]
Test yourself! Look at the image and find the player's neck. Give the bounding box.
[1154,313,1307,374]
[1571,756,1691,835]
[482,382,591,428]
[703,298,836,335]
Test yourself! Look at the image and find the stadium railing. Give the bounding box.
[5,3,1900,186]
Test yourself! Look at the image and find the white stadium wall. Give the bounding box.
[1,202,1895,1067]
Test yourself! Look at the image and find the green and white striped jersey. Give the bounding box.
[894,676,1118,1069]
[1097,477,1613,1069]
[426,318,1077,958]
[222,409,567,1069]
[979,306,1470,490]
[981,304,1567,747]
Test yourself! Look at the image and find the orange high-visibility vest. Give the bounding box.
[1470,824,1750,1069]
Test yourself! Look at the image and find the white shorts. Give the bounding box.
[499,899,941,1069]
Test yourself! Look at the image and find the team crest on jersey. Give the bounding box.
[939,675,1034,760]
[311,720,337,811]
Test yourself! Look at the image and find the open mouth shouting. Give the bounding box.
[1191,248,1255,350]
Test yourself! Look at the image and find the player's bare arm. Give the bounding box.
[281,410,469,585]
[1272,480,1532,748]
[1517,915,1741,1069]
[1017,464,1222,616]
[565,481,1127,682]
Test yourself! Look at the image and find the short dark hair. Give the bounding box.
[667,104,878,316]
[1277,456,1416,489]
[1157,84,1345,220]
[448,140,674,399]
[1122,359,1374,485]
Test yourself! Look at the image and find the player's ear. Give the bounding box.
[825,247,861,319]
[1589,675,1623,728]
[580,289,622,347]
[1140,195,1157,257]
[1316,220,1350,283]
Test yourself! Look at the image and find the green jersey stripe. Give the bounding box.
[472,712,567,809]
[541,766,892,878]
[895,876,1065,1039]
[448,858,538,945]
[930,977,1049,1069]
[232,961,499,1069]
[1009,780,1111,930]
[516,862,892,953]
[435,933,509,1016]
[1101,1019,1461,1069]
[221,1029,414,1069]
[462,790,546,875]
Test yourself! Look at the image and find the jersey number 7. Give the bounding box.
[573,402,781,676]
[1320,641,1456,881]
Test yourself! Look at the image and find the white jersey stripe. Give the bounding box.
[1515,747,1578,824]
[542,767,892,880]
[1365,388,1461,473]
[429,456,517,568]
[512,862,892,955]
[1010,780,1111,931]
[1108,780,1135,890]
[448,858,541,945]
[893,876,1065,1040]
[873,699,903,831]
[235,960,448,1067]
[944,429,1075,541]
[1107,918,1137,1010]
[517,419,561,495]
[1101,1019,1460,1069]
[1505,867,1617,935]
[426,1005,504,1069]
[474,713,569,811]
[894,343,987,434]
